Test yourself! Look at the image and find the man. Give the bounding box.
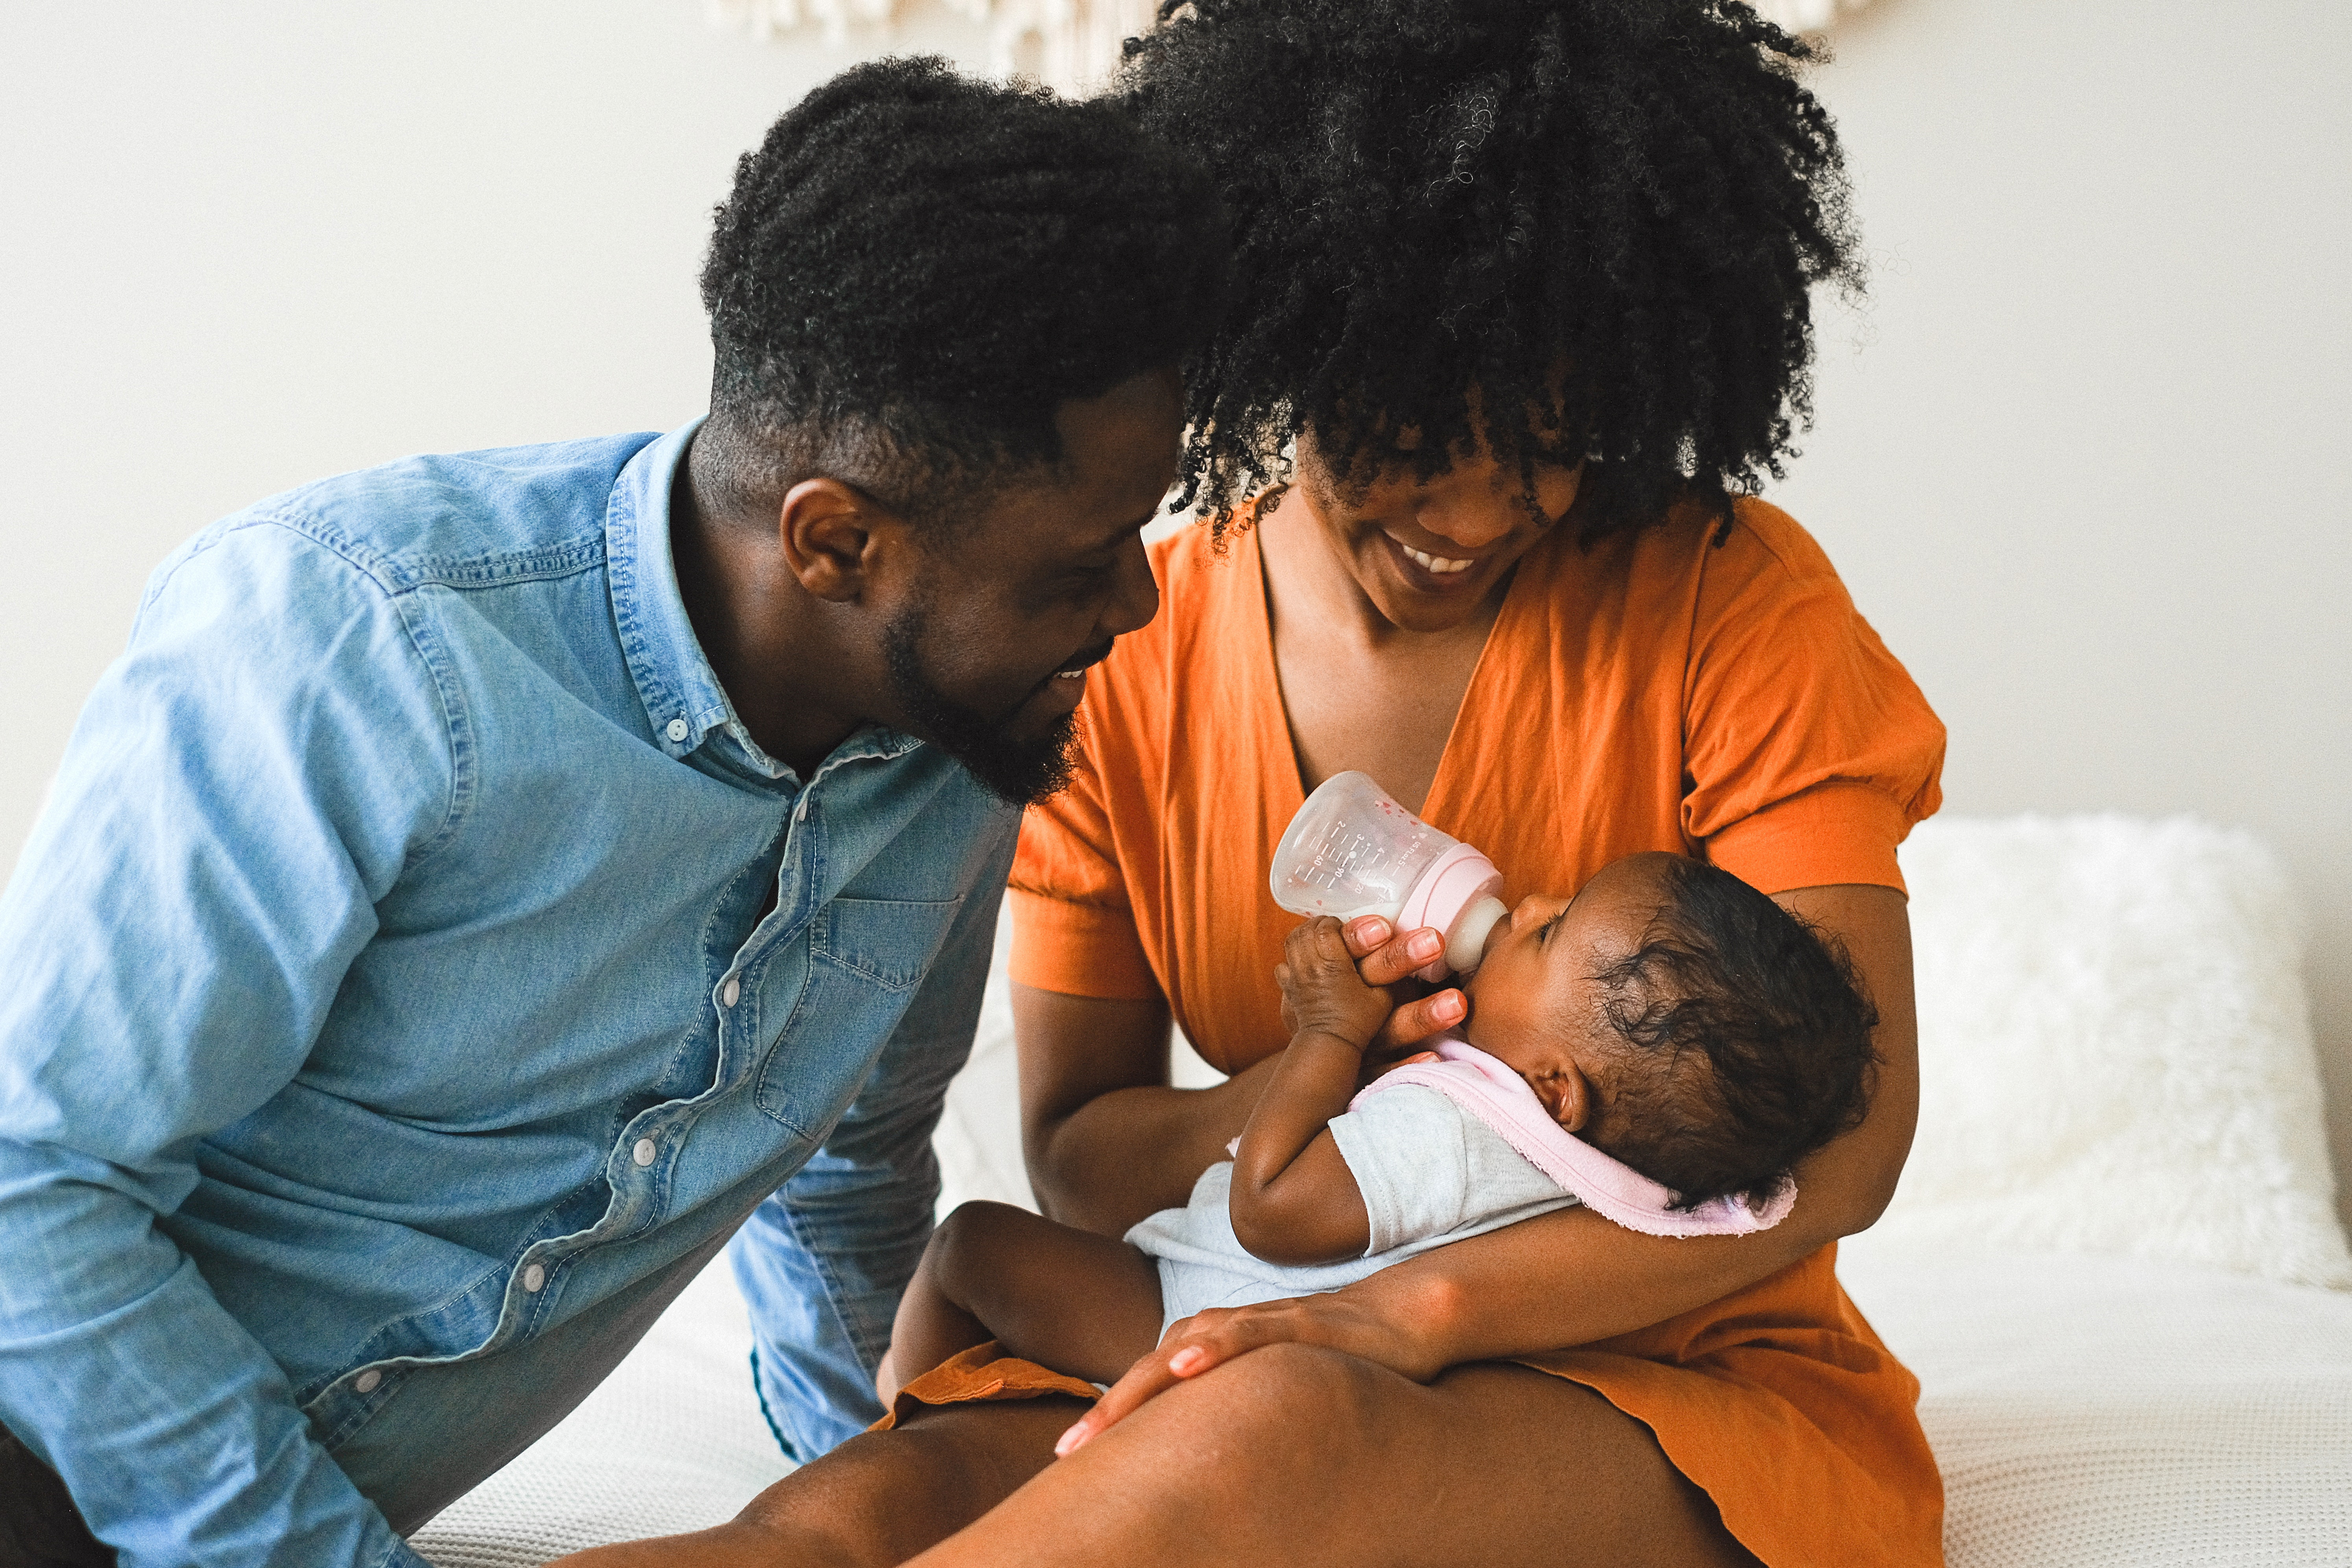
[0,59,1226,1568]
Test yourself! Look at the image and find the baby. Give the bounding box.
[875,850,1879,1408]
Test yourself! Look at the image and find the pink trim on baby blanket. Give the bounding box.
[1349,1039,1795,1237]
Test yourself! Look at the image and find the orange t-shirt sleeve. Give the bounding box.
[1681,503,1946,895]
[1007,745,1162,1002]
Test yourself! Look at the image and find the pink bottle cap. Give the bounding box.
[1394,844,1505,982]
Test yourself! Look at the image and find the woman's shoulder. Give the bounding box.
[1619,493,1845,585]
[1542,494,1863,640]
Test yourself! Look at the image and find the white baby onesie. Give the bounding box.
[1123,1083,1576,1338]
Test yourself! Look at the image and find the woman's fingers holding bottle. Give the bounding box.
[1341,917,1446,986]
[1371,986,1465,1051]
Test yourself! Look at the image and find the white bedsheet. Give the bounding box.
[1839,1234,2352,1568]
[413,1236,2352,1567]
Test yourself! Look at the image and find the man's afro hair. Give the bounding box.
[700,57,1229,525]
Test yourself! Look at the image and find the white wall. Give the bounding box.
[1768,0,2352,1225]
[0,0,994,828]
[4,2,2347,1219]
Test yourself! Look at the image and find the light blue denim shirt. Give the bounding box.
[0,424,1018,1567]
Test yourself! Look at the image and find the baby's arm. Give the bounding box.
[880,1201,1167,1405]
[1227,917,1398,1266]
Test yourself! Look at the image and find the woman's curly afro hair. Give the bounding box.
[1118,0,1861,540]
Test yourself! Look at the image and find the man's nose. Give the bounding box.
[1101,531,1160,638]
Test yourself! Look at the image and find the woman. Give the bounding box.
[568,2,1943,1563]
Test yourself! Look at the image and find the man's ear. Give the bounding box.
[777,477,908,604]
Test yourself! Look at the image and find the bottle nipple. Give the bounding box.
[1443,895,1511,975]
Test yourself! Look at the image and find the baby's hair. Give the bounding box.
[1586,859,1878,1208]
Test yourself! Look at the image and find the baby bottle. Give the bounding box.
[1268,771,1509,978]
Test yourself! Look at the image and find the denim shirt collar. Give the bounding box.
[605,420,923,784]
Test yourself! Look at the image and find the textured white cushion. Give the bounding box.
[1840,1235,2352,1567]
[1881,814,2352,1288]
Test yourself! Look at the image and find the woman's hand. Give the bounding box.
[1280,915,1467,1060]
[1053,1288,1449,1458]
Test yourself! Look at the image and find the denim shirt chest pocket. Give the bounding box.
[753,893,963,1136]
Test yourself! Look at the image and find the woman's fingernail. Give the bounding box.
[1434,992,1465,1022]
[1349,917,1388,945]
[1407,931,1442,961]
[1054,1422,1090,1457]
[1169,1347,1206,1374]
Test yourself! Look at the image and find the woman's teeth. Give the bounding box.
[1393,538,1475,575]
[1054,669,1085,679]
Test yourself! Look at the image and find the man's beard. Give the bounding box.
[881,599,1082,807]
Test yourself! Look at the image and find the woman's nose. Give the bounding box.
[1413,492,1519,553]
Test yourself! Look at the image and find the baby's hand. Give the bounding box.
[1275,918,1395,1051]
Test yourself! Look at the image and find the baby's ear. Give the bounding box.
[1537,1067,1593,1133]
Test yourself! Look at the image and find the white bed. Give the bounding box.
[413,815,2352,1567]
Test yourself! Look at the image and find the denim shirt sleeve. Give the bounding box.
[729,855,1015,1460]
[0,518,453,1568]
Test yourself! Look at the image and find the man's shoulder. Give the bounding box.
[187,431,666,598]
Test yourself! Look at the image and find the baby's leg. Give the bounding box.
[882,1200,1165,1403]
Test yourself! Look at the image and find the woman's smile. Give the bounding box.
[1385,533,1478,576]
[1377,529,1500,600]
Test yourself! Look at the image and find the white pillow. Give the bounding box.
[1876,814,2352,1288]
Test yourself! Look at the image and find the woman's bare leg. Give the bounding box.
[906,1348,1761,1568]
[545,1396,1082,1568]
[557,1346,1759,1568]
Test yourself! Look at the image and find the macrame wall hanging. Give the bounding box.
[707,0,1876,93]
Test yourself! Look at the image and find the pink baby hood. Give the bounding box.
[1352,1039,1797,1238]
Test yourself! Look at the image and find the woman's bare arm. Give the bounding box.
[1059,883,1918,1449]
[1015,986,1265,1235]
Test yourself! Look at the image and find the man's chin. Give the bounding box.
[938,711,1081,807]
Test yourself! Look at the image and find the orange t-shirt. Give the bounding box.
[1004,496,1949,1566]
[1010,494,1944,1068]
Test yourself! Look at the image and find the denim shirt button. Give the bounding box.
[632,1137,658,1168]
[665,718,689,743]
[720,977,740,1007]
[354,1369,382,1394]
[522,1263,546,1294]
